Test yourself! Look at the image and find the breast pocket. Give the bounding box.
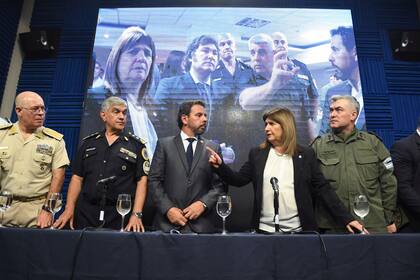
[83,149,98,174]
[33,153,52,175]
[0,148,11,171]
[318,156,340,186]
[354,151,379,187]
[116,152,136,175]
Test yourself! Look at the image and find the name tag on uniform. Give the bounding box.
[120,147,137,159]
[36,144,53,155]
[85,147,96,152]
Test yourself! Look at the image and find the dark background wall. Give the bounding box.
[1,0,419,231]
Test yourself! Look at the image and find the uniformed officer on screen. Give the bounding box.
[54,96,149,231]
[311,95,397,233]
[0,91,70,228]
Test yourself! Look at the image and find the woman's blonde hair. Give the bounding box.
[260,107,297,156]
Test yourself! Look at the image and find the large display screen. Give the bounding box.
[82,7,364,229]
[83,7,363,168]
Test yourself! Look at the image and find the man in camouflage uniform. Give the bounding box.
[312,95,397,233]
[0,91,69,228]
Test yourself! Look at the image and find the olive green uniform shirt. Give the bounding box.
[311,129,397,233]
[0,123,70,197]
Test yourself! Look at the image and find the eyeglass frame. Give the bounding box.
[18,106,47,114]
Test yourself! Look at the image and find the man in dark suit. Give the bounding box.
[391,116,420,232]
[148,101,226,233]
[318,26,365,134]
[154,35,229,138]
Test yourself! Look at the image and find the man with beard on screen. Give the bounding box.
[154,35,228,138]
[318,26,365,134]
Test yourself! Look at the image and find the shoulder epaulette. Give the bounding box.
[309,135,322,146]
[238,60,252,70]
[0,123,13,130]
[82,132,100,141]
[42,127,63,140]
[367,131,383,142]
[128,132,147,144]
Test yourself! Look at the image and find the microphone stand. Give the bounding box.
[273,188,280,233]
[97,181,109,229]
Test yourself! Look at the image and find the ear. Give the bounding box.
[15,107,22,117]
[352,47,357,62]
[350,110,358,122]
[181,114,189,126]
[100,111,107,123]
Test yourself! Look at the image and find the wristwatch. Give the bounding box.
[132,212,143,219]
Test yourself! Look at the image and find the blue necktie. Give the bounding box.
[196,82,212,125]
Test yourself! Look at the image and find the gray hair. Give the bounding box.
[218,33,234,42]
[330,95,360,116]
[248,33,274,51]
[101,96,127,112]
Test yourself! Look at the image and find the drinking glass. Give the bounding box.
[0,191,13,227]
[46,192,63,229]
[353,194,369,234]
[116,194,131,232]
[216,195,232,235]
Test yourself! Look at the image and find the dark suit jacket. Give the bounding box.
[154,72,230,138]
[216,145,353,231]
[391,132,420,231]
[149,134,225,233]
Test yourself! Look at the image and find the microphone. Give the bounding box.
[270,177,279,193]
[97,175,116,226]
[97,176,117,185]
[270,177,280,233]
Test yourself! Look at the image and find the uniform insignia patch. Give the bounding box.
[143,161,150,175]
[141,148,149,161]
[36,144,53,155]
[120,147,137,159]
[383,157,394,170]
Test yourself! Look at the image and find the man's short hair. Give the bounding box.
[330,95,360,116]
[184,35,218,71]
[177,100,206,129]
[218,33,234,42]
[248,33,274,51]
[330,26,355,52]
[101,96,127,112]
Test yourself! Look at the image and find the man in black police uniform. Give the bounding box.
[54,97,149,231]
[212,33,256,104]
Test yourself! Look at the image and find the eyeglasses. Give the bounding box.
[20,106,47,114]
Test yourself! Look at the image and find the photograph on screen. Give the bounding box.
[81,7,364,166]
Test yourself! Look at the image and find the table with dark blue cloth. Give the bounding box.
[0,227,419,280]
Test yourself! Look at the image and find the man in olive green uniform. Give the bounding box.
[0,91,69,228]
[312,95,397,233]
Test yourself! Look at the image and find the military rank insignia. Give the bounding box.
[141,148,149,161]
[36,144,53,155]
[120,147,137,159]
[143,160,150,175]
